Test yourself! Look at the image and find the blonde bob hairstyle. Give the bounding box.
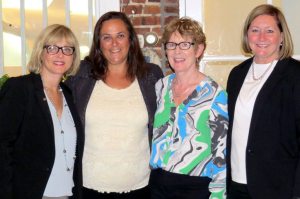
[27,24,80,76]
[242,4,294,59]
[162,17,206,66]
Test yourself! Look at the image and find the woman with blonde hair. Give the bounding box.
[227,4,300,199]
[0,24,84,199]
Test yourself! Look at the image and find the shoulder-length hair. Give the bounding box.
[242,4,293,59]
[27,24,80,76]
[86,11,146,80]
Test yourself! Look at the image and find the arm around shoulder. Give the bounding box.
[146,62,164,81]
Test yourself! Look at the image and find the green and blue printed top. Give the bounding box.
[150,73,228,199]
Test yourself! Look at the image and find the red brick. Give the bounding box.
[132,17,143,26]
[135,28,151,35]
[121,0,130,4]
[123,5,143,15]
[144,5,160,14]
[132,0,146,2]
[164,6,179,13]
[142,16,160,25]
[152,28,162,35]
[119,0,180,71]
[166,0,179,3]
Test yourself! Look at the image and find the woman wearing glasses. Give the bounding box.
[0,24,84,199]
[149,17,228,199]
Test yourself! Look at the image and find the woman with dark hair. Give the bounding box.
[227,4,300,199]
[66,11,163,199]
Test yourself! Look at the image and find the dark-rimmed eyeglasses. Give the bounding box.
[44,45,75,56]
[164,42,195,50]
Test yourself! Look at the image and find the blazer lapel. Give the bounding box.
[248,59,288,141]
[228,58,253,118]
[31,74,54,139]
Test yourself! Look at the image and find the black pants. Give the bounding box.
[227,181,252,199]
[82,186,150,199]
[149,169,211,199]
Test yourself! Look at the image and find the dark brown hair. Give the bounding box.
[86,11,146,80]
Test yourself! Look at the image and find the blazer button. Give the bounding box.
[247,148,254,155]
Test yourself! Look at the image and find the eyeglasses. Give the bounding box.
[44,45,75,56]
[164,42,195,50]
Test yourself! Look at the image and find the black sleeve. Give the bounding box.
[146,62,164,81]
[0,78,27,198]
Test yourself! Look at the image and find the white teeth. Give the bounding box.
[257,44,268,48]
[111,49,121,53]
[54,61,64,65]
[174,58,184,62]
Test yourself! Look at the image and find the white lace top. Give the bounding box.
[83,79,150,193]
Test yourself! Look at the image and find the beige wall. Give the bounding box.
[199,0,300,88]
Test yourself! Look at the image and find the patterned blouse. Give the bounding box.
[150,73,228,199]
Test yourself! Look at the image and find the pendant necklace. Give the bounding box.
[251,60,274,81]
[57,110,76,172]
[44,87,76,172]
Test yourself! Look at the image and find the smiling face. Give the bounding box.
[166,31,204,74]
[247,14,283,63]
[40,39,74,78]
[99,19,130,68]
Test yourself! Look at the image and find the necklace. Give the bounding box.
[251,60,274,81]
[57,109,76,172]
[44,87,63,118]
[44,88,76,172]
[171,79,193,98]
[172,85,192,97]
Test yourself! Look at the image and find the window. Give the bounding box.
[0,0,119,77]
[180,0,300,88]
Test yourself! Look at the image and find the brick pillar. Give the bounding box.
[120,0,179,72]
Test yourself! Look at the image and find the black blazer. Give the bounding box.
[0,73,84,199]
[226,57,300,199]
